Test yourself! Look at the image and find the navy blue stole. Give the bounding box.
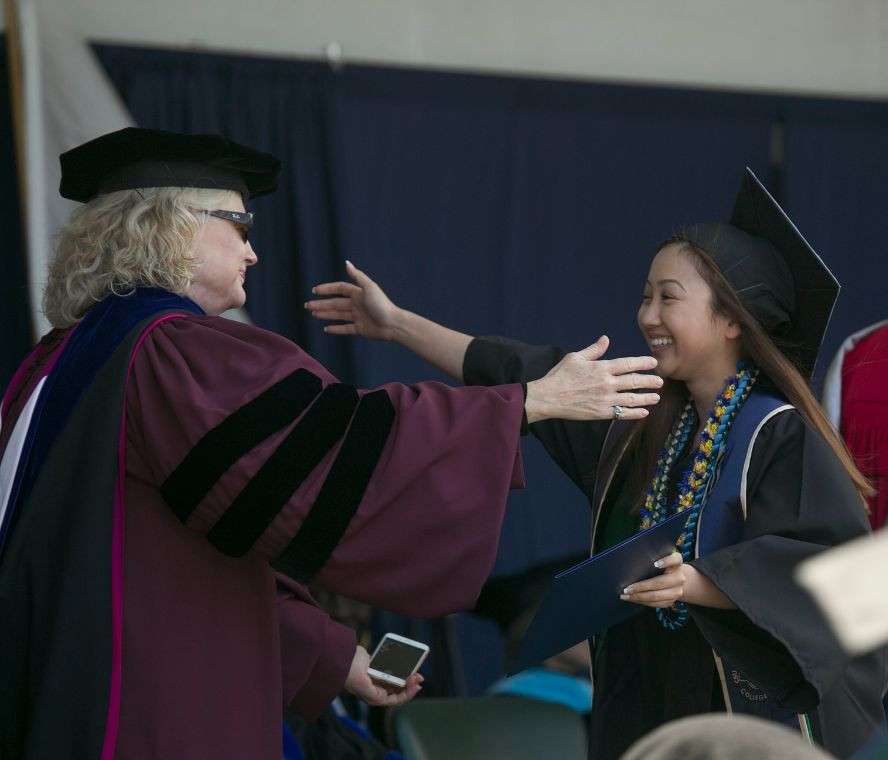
[696,390,803,729]
[591,391,807,733]
[696,390,789,554]
[0,288,202,556]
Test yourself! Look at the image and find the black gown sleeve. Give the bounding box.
[690,410,876,712]
[464,336,610,498]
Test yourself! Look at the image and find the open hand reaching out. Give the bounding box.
[305,261,400,341]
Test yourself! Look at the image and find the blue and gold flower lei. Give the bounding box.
[638,362,758,629]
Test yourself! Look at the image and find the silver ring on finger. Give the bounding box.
[613,404,623,419]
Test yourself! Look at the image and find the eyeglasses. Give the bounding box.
[208,209,254,242]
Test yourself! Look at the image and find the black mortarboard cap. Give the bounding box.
[59,127,281,202]
[680,168,839,379]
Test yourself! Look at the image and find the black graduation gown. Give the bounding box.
[463,336,888,760]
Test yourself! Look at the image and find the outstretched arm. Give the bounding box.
[306,260,471,381]
[306,262,663,423]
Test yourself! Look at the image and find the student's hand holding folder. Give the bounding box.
[619,549,686,607]
[509,511,691,674]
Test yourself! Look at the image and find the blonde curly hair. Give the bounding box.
[43,186,237,328]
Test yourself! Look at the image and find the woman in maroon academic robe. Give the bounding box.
[0,127,666,760]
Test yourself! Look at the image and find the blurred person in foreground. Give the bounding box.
[619,714,839,760]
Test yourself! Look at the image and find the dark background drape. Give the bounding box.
[4,40,887,692]
[0,37,34,390]
[781,100,888,352]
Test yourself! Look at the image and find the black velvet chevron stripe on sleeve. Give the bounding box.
[161,368,322,523]
[206,382,360,557]
[272,389,396,583]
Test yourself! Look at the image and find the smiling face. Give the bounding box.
[186,192,257,315]
[638,244,743,404]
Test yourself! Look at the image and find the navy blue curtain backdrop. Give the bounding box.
[5,40,888,692]
[781,100,888,350]
[0,36,34,388]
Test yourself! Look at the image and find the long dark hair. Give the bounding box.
[615,237,873,511]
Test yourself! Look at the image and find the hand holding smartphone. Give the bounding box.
[367,633,430,688]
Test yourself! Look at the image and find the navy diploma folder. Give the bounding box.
[509,511,690,674]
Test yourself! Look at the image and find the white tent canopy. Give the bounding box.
[4,0,888,101]
[4,0,888,337]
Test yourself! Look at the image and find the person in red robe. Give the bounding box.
[823,319,888,531]
[823,319,888,726]
[0,127,666,760]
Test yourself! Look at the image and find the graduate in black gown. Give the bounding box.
[307,169,888,759]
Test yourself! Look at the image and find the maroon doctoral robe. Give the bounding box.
[2,309,525,760]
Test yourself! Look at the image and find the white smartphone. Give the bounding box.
[367,632,430,688]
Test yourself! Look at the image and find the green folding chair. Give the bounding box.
[391,696,588,760]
